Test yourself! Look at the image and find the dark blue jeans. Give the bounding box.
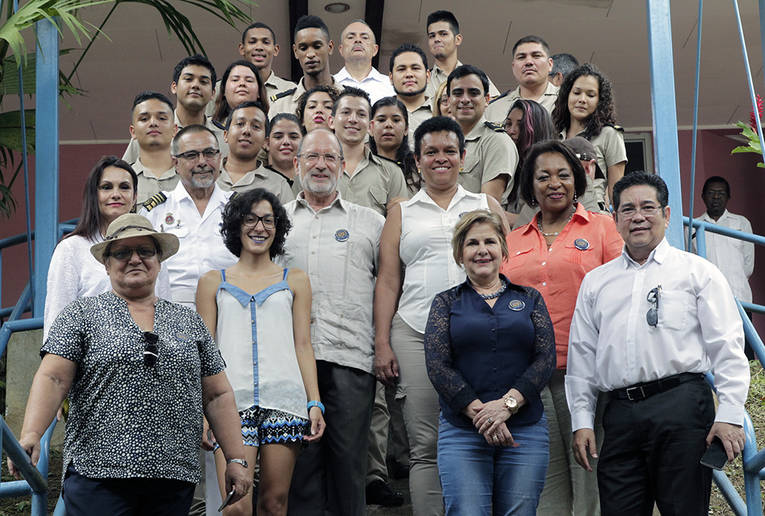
[62,464,195,515]
[437,414,549,516]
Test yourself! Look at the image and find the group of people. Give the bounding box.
[10,8,754,516]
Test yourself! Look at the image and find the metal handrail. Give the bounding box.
[0,318,55,515]
[683,216,764,514]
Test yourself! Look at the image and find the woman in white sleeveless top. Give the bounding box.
[196,188,325,516]
[374,117,508,516]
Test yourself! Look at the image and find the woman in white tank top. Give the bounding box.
[196,188,325,515]
[374,117,508,516]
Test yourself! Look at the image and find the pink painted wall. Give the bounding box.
[676,127,765,334]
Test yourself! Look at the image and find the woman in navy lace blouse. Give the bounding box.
[424,210,555,515]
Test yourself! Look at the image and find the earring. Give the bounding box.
[573,193,578,203]
[459,166,464,172]
[529,198,537,207]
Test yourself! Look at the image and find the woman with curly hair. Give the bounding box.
[553,63,627,206]
[296,85,340,133]
[369,96,421,195]
[212,61,270,128]
[196,188,325,515]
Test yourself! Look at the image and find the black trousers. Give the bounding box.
[287,360,376,516]
[598,377,715,516]
[62,464,195,515]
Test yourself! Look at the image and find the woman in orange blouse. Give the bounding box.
[500,140,622,516]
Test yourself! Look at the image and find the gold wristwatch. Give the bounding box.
[503,394,519,415]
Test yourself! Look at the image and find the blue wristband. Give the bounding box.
[307,400,325,415]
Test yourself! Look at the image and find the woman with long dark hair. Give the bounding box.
[43,156,170,339]
[212,60,270,128]
[553,63,627,206]
[369,96,421,195]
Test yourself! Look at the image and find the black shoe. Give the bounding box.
[366,479,404,507]
[387,457,409,480]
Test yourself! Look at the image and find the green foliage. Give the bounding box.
[0,0,256,218]
[730,121,765,168]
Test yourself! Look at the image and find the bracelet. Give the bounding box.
[307,400,325,414]
[226,458,248,468]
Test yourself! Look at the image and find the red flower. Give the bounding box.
[750,94,763,130]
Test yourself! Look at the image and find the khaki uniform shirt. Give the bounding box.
[425,60,501,100]
[404,95,433,151]
[338,148,410,216]
[563,125,627,207]
[280,193,385,374]
[216,163,295,204]
[122,110,227,163]
[485,82,559,124]
[461,117,519,194]
[268,76,340,119]
[131,158,178,205]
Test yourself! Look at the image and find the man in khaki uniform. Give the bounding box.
[424,10,500,100]
[447,65,518,203]
[390,43,432,150]
[330,87,408,217]
[206,22,296,117]
[486,35,560,124]
[269,15,340,119]
[216,101,294,204]
[127,92,178,204]
[124,55,225,164]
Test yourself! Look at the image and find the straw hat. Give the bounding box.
[90,213,179,264]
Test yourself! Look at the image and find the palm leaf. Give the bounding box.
[0,1,110,66]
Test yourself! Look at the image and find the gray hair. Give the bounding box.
[171,124,218,155]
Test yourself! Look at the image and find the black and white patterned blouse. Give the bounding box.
[42,291,224,483]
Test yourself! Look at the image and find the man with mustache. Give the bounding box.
[486,35,560,124]
[334,20,394,105]
[281,129,385,515]
[128,91,178,204]
[331,87,408,217]
[216,100,294,203]
[567,172,749,515]
[269,15,340,119]
[141,125,236,309]
[390,43,432,150]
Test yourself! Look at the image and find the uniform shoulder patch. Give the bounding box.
[484,121,505,132]
[141,192,167,212]
[270,88,297,103]
[604,123,624,133]
[488,90,510,104]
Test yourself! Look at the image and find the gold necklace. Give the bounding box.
[538,206,575,237]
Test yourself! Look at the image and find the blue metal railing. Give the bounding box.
[685,217,765,515]
[0,318,57,514]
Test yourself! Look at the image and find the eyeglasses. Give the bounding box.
[646,285,661,327]
[175,147,220,161]
[298,152,341,165]
[143,331,159,367]
[243,213,276,229]
[617,205,663,219]
[107,246,158,261]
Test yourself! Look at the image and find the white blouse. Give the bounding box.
[43,234,171,340]
[397,186,489,333]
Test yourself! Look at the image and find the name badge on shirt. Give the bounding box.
[574,238,590,250]
[335,229,350,242]
[508,299,525,311]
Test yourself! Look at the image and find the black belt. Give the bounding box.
[609,372,704,402]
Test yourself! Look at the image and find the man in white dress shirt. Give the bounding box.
[566,172,750,515]
[695,176,755,358]
[141,124,237,308]
[333,20,394,105]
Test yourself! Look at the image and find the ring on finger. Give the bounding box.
[487,417,493,423]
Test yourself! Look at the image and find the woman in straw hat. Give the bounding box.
[10,214,250,515]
